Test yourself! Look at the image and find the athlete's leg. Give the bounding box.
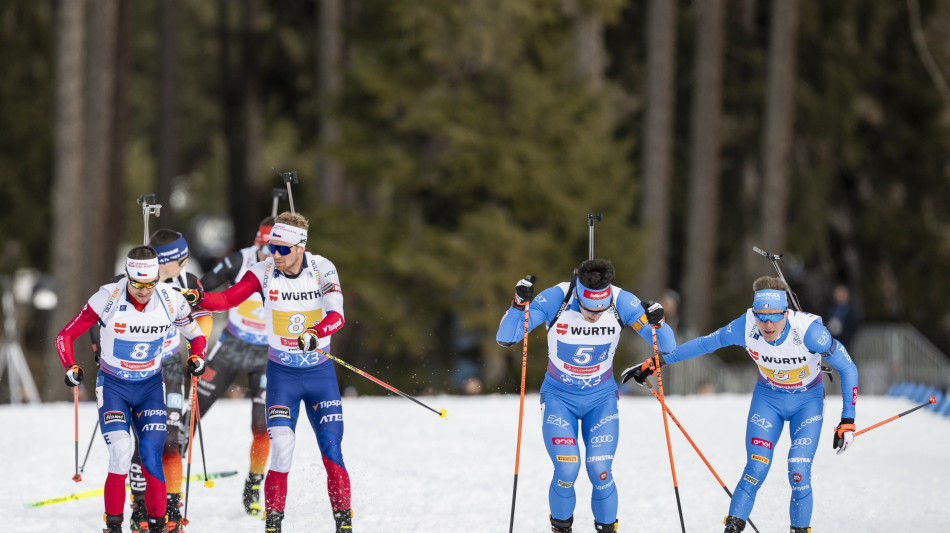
[303,362,350,512]
[129,375,169,520]
[581,392,620,525]
[97,373,137,517]
[247,365,270,475]
[786,390,823,528]
[540,392,582,522]
[161,357,184,496]
[263,362,302,513]
[728,389,784,521]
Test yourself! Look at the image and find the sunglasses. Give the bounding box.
[128,278,159,290]
[267,244,296,256]
[754,311,786,323]
[577,301,609,315]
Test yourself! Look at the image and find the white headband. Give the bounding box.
[269,223,307,247]
[126,257,159,281]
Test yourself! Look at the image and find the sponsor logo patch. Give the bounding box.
[103,411,126,424]
[552,437,576,446]
[556,455,579,463]
[751,454,769,465]
[751,438,773,450]
[793,473,803,483]
[743,474,759,486]
[268,405,291,419]
[557,480,573,488]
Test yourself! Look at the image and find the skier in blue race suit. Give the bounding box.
[622,276,859,533]
[496,259,672,533]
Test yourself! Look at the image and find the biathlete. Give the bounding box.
[623,276,859,533]
[177,212,353,533]
[56,246,207,533]
[496,259,672,533]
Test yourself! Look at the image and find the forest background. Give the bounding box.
[3,0,950,402]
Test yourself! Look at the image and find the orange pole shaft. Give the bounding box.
[508,304,530,533]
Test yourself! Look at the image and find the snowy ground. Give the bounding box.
[3,393,949,532]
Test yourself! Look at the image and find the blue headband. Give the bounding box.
[753,289,787,311]
[153,234,189,264]
[575,280,612,311]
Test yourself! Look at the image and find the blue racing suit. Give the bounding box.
[497,281,675,524]
[665,309,858,528]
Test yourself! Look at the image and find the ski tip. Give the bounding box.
[439,409,447,419]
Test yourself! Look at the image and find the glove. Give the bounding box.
[186,355,206,376]
[512,275,537,310]
[175,286,204,306]
[620,355,665,386]
[64,365,84,387]
[298,326,320,352]
[832,418,855,454]
[643,300,665,326]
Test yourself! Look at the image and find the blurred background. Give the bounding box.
[2,0,950,404]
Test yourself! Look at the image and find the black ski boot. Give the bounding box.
[103,513,123,533]
[242,473,264,516]
[146,515,165,533]
[550,515,573,533]
[790,528,811,533]
[165,492,184,531]
[264,510,285,533]
[594,520,618,532]
[129,494,148,532]
[333,509,353,532]
[724,515,746,533]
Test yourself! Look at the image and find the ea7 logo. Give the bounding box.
[751,413,773,430]
[269,290,279,302]
[546,415,570,428]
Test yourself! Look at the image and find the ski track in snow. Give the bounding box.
[3,394,949,532]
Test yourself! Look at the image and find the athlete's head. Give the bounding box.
[149,229,190,281]
[268,212,309,275]
[125,246,159,304]
[752,275,788,341]
[256,215,276,250]
[575,259,615,323]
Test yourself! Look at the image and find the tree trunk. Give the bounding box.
[241,0,263,227]
[157,0,179,230]
[638,0,677,299]
[48,0,87,400]
[760,0,799,251]
[318,0,347,206]
[682,0,726,334]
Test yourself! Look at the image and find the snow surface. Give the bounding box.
[3,393,949,532]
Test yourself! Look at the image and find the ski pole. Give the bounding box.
[587,213,603,260]
[182,376,199,526]
[272,168,298,213]
[854,396,937,437]
[195,405,214,488]
[72,386,81,482]
[507,277,534,533]
[652,327,686,532]
[136,194,162,245]
[645,385,760,533]
[79,420,99,477]
[314,347,447,418]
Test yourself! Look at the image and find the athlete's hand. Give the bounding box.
[298,326,320,352]
[643,300,665,327]
[512,275,537,310]
[64,365,84,387]
[187,355,206,376]
[620,355,664,386]
[175,286,204,306]
[832,418,855,454]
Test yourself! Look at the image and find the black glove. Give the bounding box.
[643,300,665,326]
[187,355,206,376]
[298,326,320,352]
[512,275,537,310]
[832,417,855,454]
[620,355,665,386]
[175,286,204,306]
[64,365,84,387]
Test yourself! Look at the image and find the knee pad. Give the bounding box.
[268,426,296,473]
[104,430,134,475]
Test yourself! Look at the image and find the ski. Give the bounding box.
[24,471,239,509]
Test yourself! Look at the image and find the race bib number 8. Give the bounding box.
[272,309,323,337]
